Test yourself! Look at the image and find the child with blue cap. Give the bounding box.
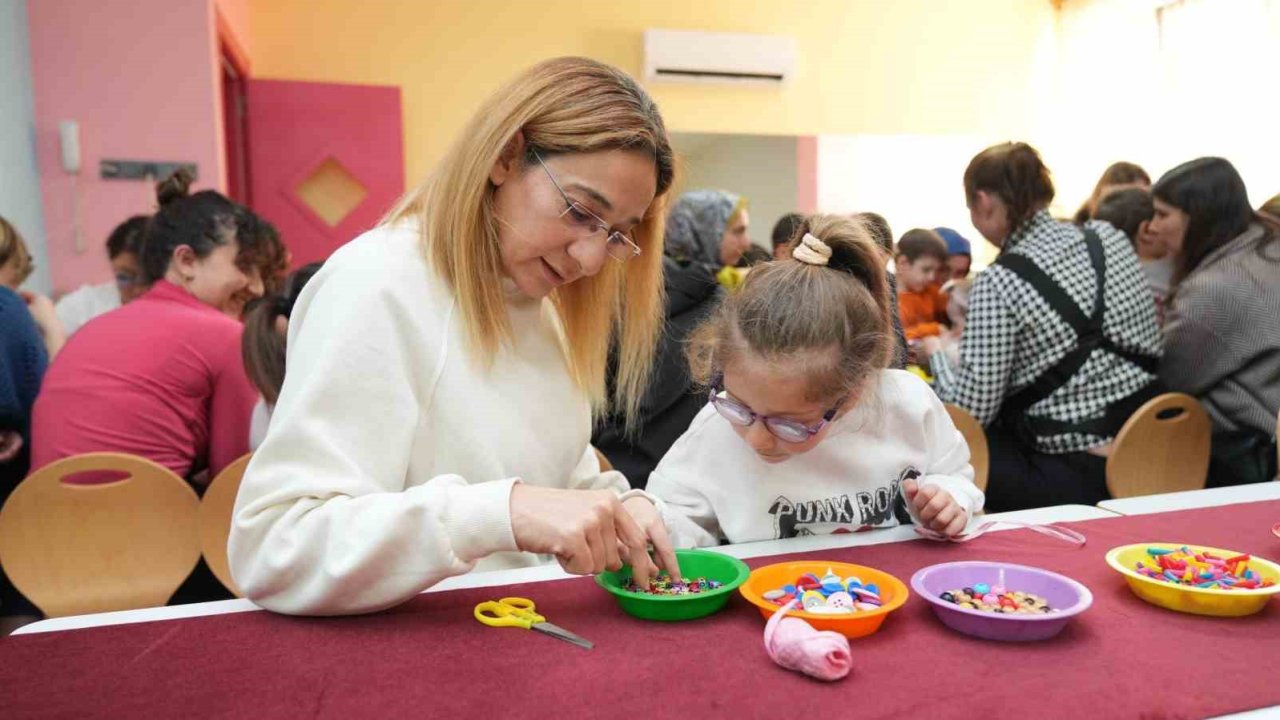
[934,227,971,282]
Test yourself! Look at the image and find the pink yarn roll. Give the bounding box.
[762,599,853,682]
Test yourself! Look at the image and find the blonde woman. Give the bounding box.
[0,217,65,360]
[229,58,679,615]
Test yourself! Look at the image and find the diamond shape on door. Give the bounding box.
[294,157,368,227]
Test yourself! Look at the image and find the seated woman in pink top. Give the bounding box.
[31,170,288,483]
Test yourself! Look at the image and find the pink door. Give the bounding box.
[245,80,404,267]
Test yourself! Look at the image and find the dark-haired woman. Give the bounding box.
[1073,161,1151,224]
[30,171,288,482]
[919,142,1163,511]
[242,262,323,449]
[1150,158,1280,485]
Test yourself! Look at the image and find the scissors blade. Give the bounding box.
[531,622,594,650]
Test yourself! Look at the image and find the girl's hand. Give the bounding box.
[916,335,943,363]
[621,495,681,588]
[510,484,655,580]
[902,479,967,536]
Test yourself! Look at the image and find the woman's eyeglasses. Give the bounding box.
[708,374,844,444]
[532,149,641,263]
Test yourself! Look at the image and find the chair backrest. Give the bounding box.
[944,404,989,493]
[0,453,201,617]
[198,453,252,597]
[1106,393,1211,499]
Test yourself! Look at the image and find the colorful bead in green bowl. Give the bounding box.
[595,548,750,621]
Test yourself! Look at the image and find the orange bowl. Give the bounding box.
[738,560,910,639]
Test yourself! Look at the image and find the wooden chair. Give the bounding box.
[198,453,252,598]
[0,453,201,617]
[944,404,989,493]
[1106,393,1211,499]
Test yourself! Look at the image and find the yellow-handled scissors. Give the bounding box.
[473,597,593,650]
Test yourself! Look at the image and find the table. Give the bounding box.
[12,504,1117,636]
[3,502,1278,719]
[1099,482,1280,516]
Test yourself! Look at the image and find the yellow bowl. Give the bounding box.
[1105,543,1280,617]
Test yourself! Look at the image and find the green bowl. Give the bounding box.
[595,549,751,621]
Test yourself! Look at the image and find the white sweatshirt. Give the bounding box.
[646,369,985,547]
[228,223,633,615]
[55,281,120,337]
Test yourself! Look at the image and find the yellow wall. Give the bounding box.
[249,0,1055,183]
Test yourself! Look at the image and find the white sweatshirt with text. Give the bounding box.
[646,370,985,547]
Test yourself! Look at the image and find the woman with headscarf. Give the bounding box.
[592,189,748,487]
[664,190,753,289]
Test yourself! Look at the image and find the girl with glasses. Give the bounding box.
[54,214,151,338]
[230,57,681,616]
[591,190,754,491]
[630,215,983,546]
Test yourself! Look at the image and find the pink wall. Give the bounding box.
[796,136,818,214]
[27,0,224,295]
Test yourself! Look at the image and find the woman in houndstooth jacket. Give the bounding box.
[919,143,1162,512]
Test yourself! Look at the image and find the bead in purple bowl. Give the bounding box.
[910,561,1093,642]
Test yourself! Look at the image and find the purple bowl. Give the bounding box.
[910,561,1093,642]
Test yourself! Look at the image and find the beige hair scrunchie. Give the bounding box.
[792,232,832,266]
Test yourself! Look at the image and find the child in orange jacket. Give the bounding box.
[895,229,950,341]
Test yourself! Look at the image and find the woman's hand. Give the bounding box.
[621,495,681,586]
[903,479,968,536]
[509,484,657,581]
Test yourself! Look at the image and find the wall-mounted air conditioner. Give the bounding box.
[644,29,796,85]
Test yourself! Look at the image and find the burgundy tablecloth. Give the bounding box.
[3,500,1279,719]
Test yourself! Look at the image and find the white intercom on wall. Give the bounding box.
[58,120,81,175]
[57,119,84,252]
